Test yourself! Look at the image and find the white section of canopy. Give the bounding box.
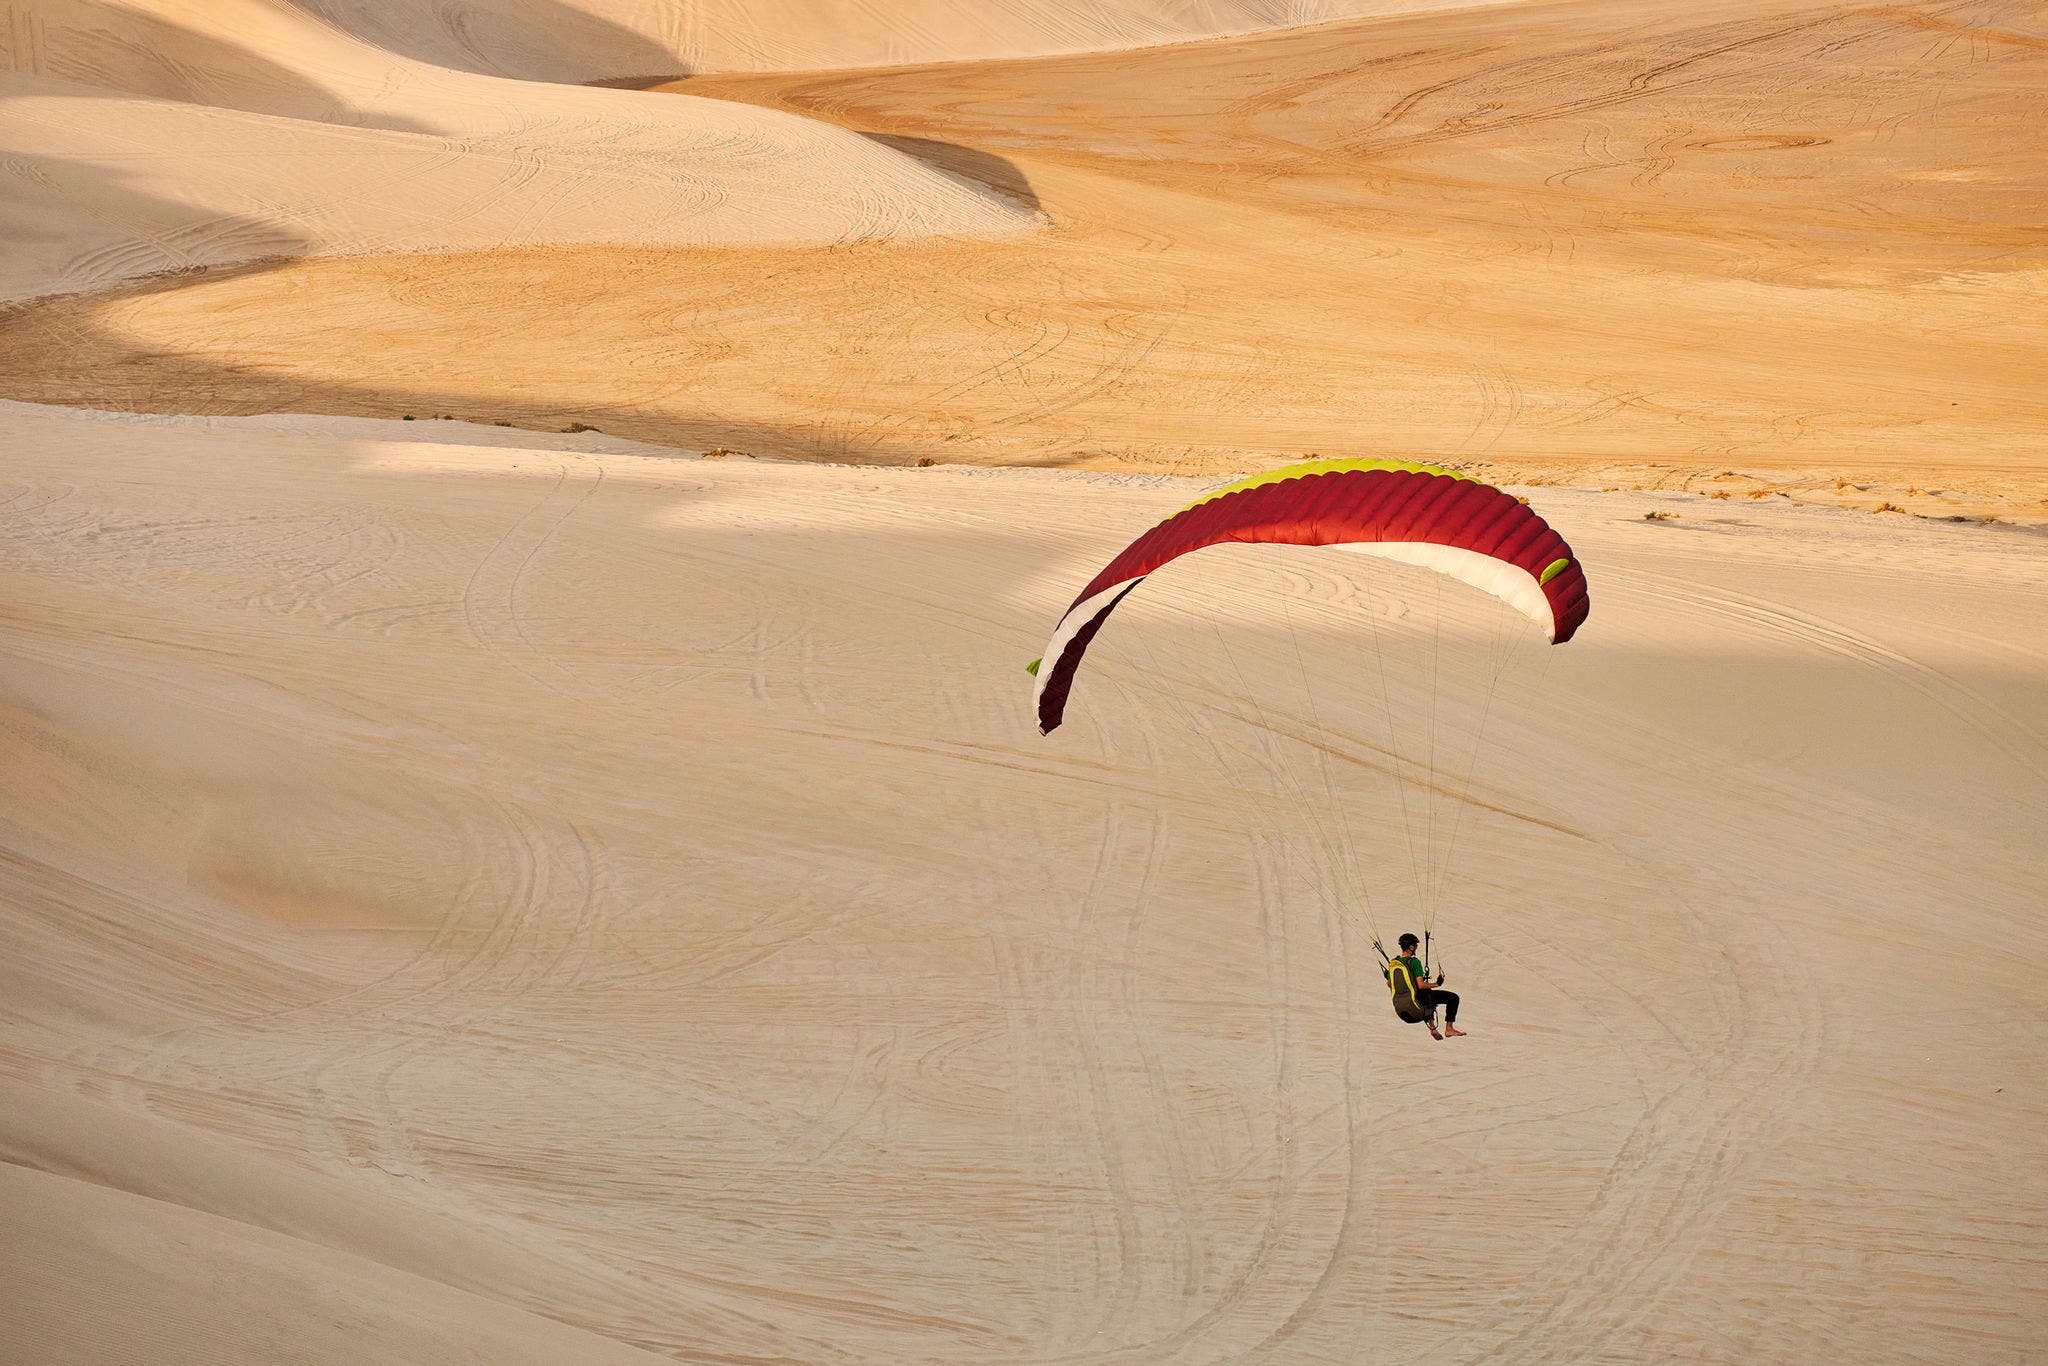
[1034,540,1556,730]
[1332,541,1555,640]
[1035,581,1139,730]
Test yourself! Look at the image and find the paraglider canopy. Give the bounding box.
[1028,455,1592,986]
[1031,458,1589,735]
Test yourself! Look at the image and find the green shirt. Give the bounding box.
[1389,954,1429,988]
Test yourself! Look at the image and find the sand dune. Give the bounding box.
[2,400,2044,1360]
[296,0,1495,80]
[3,1165,671,1365]
[3,0,2045,1359]
[0,1,1035,301]
[6,0,2041,516]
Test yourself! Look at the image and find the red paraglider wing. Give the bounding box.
[1031,459,1588,734]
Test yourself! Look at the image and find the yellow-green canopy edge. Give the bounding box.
[1190,457,1569,584]
[1181,457,1477,512]
[1023,457,1547,675]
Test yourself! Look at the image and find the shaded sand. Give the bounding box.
[0,1,1034,301]
[3,400,2045,1360]
[4,0,2043,520]
[295,0,1494,78]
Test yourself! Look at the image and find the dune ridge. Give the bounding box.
[6,0,2042,521]
[0,0,1040,302]
[294,0,1506,80]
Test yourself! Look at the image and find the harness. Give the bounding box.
[1384,957,1429,1025]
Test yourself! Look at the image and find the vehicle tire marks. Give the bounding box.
[1613,568,2048,784]
[459,454,606,703]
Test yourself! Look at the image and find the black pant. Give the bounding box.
[1417,988,1459,1025]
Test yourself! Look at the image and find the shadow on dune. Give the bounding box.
[0,258,1022,467]
[0,93,1037,460]
[0,138,315,305]
[585,75,694,92]
[9,2,433,132]
[294,0,691,84]
[860,134,1042,215]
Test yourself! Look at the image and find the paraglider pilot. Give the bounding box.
[1393,933,1464,1039]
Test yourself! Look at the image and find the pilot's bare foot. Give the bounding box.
[1427,1023,1443,1040]
[1443,1024,1467,1037]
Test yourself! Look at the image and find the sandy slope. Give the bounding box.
[0,0,1034,301]
[296,0,1499,80]
[6,0,2041,519]
[3,401,2044,1361]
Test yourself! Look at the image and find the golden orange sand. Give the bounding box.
[5,0,2045,524]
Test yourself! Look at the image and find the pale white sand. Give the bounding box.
[0,0,1037,302]
[3,401,2043,1361]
